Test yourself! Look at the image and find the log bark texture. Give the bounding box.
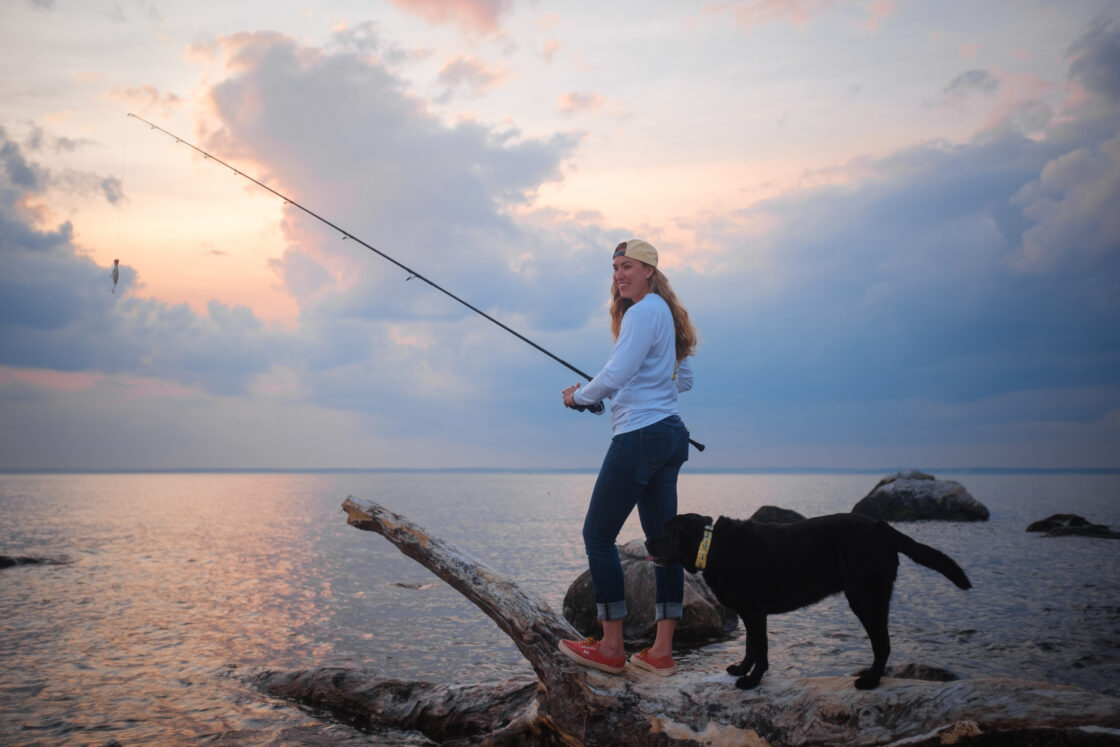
[257,497,1120,746]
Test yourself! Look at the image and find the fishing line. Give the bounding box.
[127,112,705,451]
[113,109,129,285]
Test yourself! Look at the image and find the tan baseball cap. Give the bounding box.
[613,239,658,267]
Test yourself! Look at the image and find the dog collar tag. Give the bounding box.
[695,525,713,570]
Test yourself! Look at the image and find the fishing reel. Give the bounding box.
[569,400,605,415]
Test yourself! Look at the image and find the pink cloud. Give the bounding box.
[705,0,837,31]
[0,367,100,392]
[0,366,197,400]
[557,91,606,115]
[437,54,508,96]
[861,0,895,31]
[387,0,513,35]
[542,38,562,63]
[108,85,183,116]
[976,67,1059,131]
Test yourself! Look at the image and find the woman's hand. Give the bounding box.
[562,384,579,409]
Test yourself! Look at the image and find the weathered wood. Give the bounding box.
[255,668,542,744]
[289,497,1120,746]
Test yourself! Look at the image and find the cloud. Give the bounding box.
[1006,99,1053,135]
[677,97,1120,461]
[3,126,123,206]
[1011,131,1120,271]
[706,0,837,31]
[192,32,608,423]
[557,91,606,115]
[387,0,514,36]
[22,125,98,154]
[541,38,562,63]
[436,54,508,100]
[1067,17,1120,102]
[54,170,124,205]
[109,84,184,115]
[1,130,45,190]
[861,0,895,32]
[0,130,285,396]
[937,69,1001,103]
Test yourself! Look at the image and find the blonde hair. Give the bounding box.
[610,267,698,362]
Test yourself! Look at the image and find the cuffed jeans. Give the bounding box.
[582,414,690,622]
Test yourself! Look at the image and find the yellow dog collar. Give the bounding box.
[695,524,713,570]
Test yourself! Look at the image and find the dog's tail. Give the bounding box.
[885,525,972,589]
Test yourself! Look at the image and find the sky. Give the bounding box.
[1,0,1118,471]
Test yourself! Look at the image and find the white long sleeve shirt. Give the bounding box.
[573,292,693,435]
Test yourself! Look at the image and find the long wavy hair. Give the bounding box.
[610,265,698,362]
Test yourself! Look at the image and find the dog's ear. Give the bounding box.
[664,514,712,547]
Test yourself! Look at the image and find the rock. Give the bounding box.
[1045,525,1120,540]
[0,555,72,569]
[852,472,990,522]
[560,509,802,644]
[390,581,433,590]
[750,505,807,524]
[1027,514,1120,540]
[563,539,738,646]
[1027,514,1093,532]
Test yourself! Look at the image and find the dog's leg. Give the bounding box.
[734,614,769,690]
[847,591,891,690]
[726,614,754,677]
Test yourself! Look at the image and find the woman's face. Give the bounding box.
[613,257,654,301]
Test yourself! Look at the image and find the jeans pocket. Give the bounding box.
[636,423,675,484]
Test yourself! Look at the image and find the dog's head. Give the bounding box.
[645,513,715,574]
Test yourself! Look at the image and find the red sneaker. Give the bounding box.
[629,648,675,676]
[558,637,626,674]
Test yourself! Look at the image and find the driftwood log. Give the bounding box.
[254,497,1120,746]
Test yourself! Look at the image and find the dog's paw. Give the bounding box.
[726,663,748,676]
[734,674,763,690]
[854,674,881,690]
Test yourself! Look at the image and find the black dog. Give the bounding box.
[646,512,971,690]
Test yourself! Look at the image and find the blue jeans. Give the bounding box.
[582,414,690,621]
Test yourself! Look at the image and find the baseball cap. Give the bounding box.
[613,239,658,267]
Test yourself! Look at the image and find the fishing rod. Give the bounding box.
[128,113,705,451]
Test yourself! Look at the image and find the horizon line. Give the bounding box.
[2,466,1118,475]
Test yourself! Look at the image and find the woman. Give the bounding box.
[559,238,697,677]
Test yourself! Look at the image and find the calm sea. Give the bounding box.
[1,470,1117,745]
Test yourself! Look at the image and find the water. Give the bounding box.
[1,471,1117,744]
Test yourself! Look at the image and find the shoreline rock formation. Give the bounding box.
[1027,514,1120,540]
[852,471,990,522]
[563,538,738,647]
[0,554,73,569]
